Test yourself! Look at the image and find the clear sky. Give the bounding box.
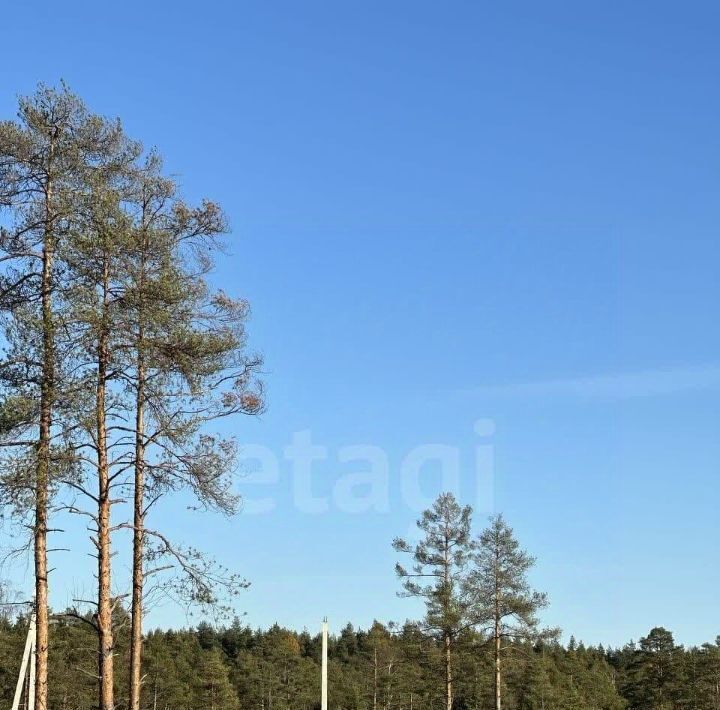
[1,0,719,648]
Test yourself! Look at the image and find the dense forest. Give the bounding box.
[0,613,718,709]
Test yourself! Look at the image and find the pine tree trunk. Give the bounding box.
[443,534,453,710]
[128,368,145,710]
[97,256,115,710]
[128,316,146,710]
[34,139,55,710]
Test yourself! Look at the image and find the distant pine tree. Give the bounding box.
[466,515,554,710]
[393,493,473,710]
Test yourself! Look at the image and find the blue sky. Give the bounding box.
[2,0,719,647]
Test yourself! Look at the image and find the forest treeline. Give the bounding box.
[0,612,717,710]
[1,491,718,709]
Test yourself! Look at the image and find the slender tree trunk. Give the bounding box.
[443,534,453,710]
[128,361,145,710]
[97,255,115,710]
[128,258,146,710]
[34,137,56,710]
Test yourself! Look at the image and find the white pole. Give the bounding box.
[28,613,36,710]
[321,618,328,710]
[12,613,35,710]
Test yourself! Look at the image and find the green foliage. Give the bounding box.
[467,514,550,641]
[9,615,707,710]
[614,627,687,709]
[0,395,34,436]
[393,492,473,638]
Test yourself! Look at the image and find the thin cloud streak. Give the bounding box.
[462,365,720,401]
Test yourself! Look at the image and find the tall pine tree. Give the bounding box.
[393,493,473,710]
[466,515,551,710]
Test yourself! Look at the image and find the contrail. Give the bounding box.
[459,364,720,401]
